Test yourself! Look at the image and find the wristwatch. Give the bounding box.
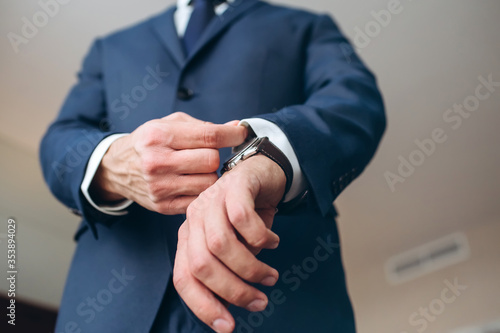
[222,136,293,195]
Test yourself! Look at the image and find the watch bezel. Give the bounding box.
[223,137,266,172]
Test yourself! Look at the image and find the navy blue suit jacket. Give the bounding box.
[40,1,386,332]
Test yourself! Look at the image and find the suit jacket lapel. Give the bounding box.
[186,0,261,62]
[151,0,262,69]
[150,7,186,68]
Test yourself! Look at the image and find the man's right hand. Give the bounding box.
[89,112,248,215]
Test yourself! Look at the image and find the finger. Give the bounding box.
[225,185,280,250]
[168,123,248,149]
[162,112,211,124]
[170,148,220,173]
[127,186,198,215]
[224,120,240,126]
[205,197,279,286]
[174,223,235,333]
[186,204,269,311]
[256,207,278,230]
[169,173,219,196]
[139,173,217,199]
[125,171,213,214]
[156,195,197,215]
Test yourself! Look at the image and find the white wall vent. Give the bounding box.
[385,232,470,284]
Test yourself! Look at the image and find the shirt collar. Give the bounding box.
[177,0,235,10]
[177,0,191,9]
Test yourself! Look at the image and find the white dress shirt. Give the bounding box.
[80,0,306,215]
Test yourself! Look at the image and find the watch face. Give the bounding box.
[224,137,264,172]
[232,137,261,160]
[241,146,259,160]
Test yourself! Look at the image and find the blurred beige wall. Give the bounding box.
[1,0,499,332]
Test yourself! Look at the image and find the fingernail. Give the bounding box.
[213,318,232,332]
[247,299,267,312]
[261,275,278,286]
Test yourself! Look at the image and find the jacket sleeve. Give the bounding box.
[256,14,386,217]
[39,39,120,238]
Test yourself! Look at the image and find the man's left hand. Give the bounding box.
[173,154,287,333]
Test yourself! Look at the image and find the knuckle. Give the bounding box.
[140,153,159,175]
[172,270,188,293]
[249,228,268,249]
[143,121,174,147]
[155,201,173,215]
[177,223,187,239]
[197,189,210,202]
[193,302,218,323]
[152,203,167,215]
[201,181,219,199]
[163,132,175,148]
[149,194,160,205]
[206,232,228,255]
[242,265,261,282]
[186,200,201,218]
[166,198,184,215]
[190,256,211,279]
[230,203,250,227]
[249,246,262,256]
[169,111,186,120]
[229,286,251,304]
[147,183,163,202]
[172,200,189,215]
[202,126,219,147]
[139,124,161,147]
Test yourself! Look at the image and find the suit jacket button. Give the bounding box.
[177,87,194,100]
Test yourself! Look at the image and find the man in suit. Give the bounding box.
[40,0,386,332]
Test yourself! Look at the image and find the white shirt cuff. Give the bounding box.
[239,118,307,203]
[80,134,133,216]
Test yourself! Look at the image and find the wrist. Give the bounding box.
[222,136,293,196]
[233,154,287,204]
[89,138,127,203]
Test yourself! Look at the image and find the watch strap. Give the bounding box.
[256,137,293,196]
[222,137,294,198]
